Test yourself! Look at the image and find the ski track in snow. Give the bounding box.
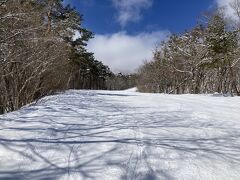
[0,90,240,180]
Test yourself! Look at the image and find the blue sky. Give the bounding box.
[66,0,215,35]
[64,0,232,73]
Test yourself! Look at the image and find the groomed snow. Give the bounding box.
[0,90,240,180]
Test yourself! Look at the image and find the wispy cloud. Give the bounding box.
[87,30,170,73]
[216,0,238,20]
[112,0,153,27]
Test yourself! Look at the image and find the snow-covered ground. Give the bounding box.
[0,90,240,180]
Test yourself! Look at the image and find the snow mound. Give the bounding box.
[124,87,138,92]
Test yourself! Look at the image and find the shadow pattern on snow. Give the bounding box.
[0,90,240,180]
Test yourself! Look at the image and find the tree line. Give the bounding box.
[106,73,137,90]
[0,0,112,114]
[137,3,240,95]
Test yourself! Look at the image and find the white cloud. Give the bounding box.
[87,31,170,73]
[216,0,238,20]
[112,0,153,27]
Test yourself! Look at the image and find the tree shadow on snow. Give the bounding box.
[0,94,240,179]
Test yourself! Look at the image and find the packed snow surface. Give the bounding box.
[0,90,240,180]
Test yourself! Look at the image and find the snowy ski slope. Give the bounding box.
[0,90,240,180]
